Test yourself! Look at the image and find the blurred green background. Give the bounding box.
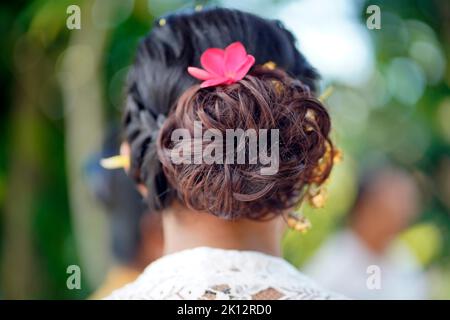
[0,0,449,299]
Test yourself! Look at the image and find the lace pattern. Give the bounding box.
[106,247,345,300]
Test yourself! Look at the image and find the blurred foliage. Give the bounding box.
[0,0,449,299]
[284,0,450,299]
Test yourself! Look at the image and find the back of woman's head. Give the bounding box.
[158,67,333,219]
[123,7,330,216]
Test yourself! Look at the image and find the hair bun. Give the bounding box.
[157,67,334,219]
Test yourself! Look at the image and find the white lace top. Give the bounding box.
[106,247,344,300]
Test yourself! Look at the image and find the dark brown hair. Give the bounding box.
[122,8,320,213]
[157,67,334,219]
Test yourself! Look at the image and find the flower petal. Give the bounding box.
[187,67,213,80]
[224,42,247,72]
[200,48,225,76]
[200,77,230,88]
[233,55,255,81]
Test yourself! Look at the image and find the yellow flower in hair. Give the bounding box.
[333,148,343,164]
[287,214,311,234]
[158,18,166,27]
[263,61,277,70]
[308,188,327,209]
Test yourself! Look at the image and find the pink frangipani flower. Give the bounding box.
[187,42,256,88]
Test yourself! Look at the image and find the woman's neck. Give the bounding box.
[161,202,285,257]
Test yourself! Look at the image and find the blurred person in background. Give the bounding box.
[85,127,164,299]
[304,166,428,299]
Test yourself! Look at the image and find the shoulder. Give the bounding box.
[105,247,346,300]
